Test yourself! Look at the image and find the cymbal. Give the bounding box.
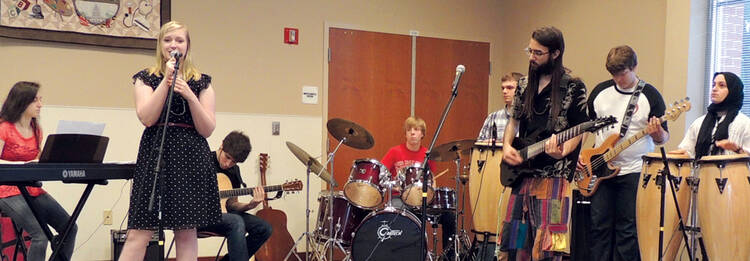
[327,118,375,150]
[285,141,338,187]
[430,139,475,162]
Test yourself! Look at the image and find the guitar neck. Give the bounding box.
[523,124,585,160]
[603,115,666,162]
[219,185,282,198]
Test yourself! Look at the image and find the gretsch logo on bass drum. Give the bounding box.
[377,222,403,242]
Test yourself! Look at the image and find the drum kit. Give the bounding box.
[284,118,476,261]
[634,151,750,261]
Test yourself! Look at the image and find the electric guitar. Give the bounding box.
[500,116,617,186]
[576,98,691,196]
[217,175,302,213]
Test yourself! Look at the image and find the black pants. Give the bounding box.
[589,172,641,261]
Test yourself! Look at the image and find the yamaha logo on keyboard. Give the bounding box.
[62,170,86,178]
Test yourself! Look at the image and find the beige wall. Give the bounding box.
[0,1,505,116]
[0,0,705,260]
[497,0,701,150]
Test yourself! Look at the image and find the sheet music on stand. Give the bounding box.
[55,120,105,136]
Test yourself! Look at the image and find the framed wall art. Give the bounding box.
[0,0,170,49]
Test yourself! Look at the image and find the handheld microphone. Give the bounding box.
[170,50,182,59]
[451,64,465,93]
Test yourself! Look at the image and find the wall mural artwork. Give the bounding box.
[0,0,170,49]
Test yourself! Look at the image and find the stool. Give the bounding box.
[0,213,28,261]
[165,231,226,261]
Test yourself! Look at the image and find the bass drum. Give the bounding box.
[350,209,426,261]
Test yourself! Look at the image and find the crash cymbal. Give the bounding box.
[327,118,375,150]
[430,139,476,162]
[285,141,337,187]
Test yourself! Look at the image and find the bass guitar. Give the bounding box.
[576,98,691,196]
[501,116,617,186]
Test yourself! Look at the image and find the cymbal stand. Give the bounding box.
[323,137,346,260]
[285,161,325,261]
[447,157,471,260]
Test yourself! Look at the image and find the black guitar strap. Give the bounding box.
[619,79,646,137]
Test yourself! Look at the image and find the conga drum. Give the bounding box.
[697,154,750,260]
[636,153,693,261]
[469,142,509,243]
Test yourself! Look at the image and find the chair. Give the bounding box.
[0,212,28,261]
[165,231,226,261]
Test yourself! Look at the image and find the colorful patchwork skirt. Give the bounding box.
[498,177,572,261]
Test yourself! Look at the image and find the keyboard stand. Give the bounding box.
[11,179,107,261]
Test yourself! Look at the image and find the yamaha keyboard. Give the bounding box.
[0,162,134,183]
[0,162,135,261]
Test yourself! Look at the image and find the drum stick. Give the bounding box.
[434,169,449,179]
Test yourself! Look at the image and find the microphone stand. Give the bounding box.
[148,54,180,261]
[420,66,463,261]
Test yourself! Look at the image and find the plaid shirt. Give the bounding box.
[477,108,510,141]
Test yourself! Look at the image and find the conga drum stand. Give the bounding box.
[685,175,709,261]
[655,148,693,261]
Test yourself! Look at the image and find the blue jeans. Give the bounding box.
[199,212,272,261]
[0,193,77,261]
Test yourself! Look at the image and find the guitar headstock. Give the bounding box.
[585,116,618,132]
[259,153,269,174]
[664,97,692,122]
[282,180,303,192]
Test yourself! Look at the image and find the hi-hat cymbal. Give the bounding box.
[285,141,337,187]
[430,139,476,162]
[327,118,375,150]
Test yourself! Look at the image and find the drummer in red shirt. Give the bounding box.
[381,116,457,260]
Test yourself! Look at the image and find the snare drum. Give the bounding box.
[399,164,434,208]
[429,187,456,213]
[697,154,750,260]
[315,191,370,246]
[350,209,426,260]
[344,159,390,209]
[636,153,693,261]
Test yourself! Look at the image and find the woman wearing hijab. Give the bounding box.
[671,72,750,157]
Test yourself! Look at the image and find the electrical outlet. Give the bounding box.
[272,121,280,135]
[103,210,113,225]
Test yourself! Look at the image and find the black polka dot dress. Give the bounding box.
[126,69,221,230]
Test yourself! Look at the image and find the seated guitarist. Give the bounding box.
[583,45,668,261]
[500,26,588,260]
[199,131,272,261]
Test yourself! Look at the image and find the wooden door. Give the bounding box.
[328,28,412,188]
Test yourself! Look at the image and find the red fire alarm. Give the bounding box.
[284,28,299,45]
